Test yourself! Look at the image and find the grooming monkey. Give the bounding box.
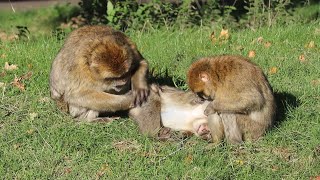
[187,55,276,144]
[50,25,149,121]
[129,84,211,140]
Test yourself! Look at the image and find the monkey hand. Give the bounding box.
[204,102,216,116]
[133,86,150,107]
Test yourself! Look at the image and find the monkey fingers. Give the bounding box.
[133,88,150,107]
[204,102,216,116]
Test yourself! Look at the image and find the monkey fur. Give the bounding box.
[50,25,149,121]
[187,55,276,144]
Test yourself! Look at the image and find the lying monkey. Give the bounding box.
[129,85,211,140]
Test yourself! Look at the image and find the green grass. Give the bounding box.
[1,9,320,179]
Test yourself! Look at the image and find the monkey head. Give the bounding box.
[187,58,215,100]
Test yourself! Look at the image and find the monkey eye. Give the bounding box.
[197,92,212,101]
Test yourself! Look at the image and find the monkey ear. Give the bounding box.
[200,72,209,82]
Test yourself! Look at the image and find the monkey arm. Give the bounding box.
[131,60,150,106]
[205,88,265,115]
[68,90,134,112]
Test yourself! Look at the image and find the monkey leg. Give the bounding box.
[70,105,120,123]
[220,113,243,144]
[207,113,224,143]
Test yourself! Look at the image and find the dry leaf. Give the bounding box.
[264,41,272,48]
[235,159,244,165]
[298,54,306,63]
[26,129,35,135]
[184,154,193,164]
[311,79,320,86]
[269,67,278,74]
[4,62,18,71]
[11,76,25,91]
[219,28,230,40]
[27,64,33,69]
[210,31,217,44]
[0,71,6,77]
[113,140,140,152]
[257,36,264,43]
[13,143,21,149]
[310,176,320,180]
[64,167,72,174]
[305,41,316,48]
[20,71,33,80]
[248,50,256,58]
[271,165,279,172]
[29,112,38,120]
[96,163,111,179]
[0,82,5,88]
[1,54,6,59]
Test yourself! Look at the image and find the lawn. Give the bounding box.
[0,6,320,179]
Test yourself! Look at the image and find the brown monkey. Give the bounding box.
[187,55,276,144]
[50,25,149,121]
[129,84,211,140]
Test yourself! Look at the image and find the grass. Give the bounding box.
[1,7,320,179]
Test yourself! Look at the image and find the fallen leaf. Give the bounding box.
[38,97,51,103]
[310,176,320,180]
[113,140,140,152]
[0,82,5,88]
[0,71,6,77]
[64,167,72,174]
[305,41,316,48]
[4,62,18,71]
[27,64,33,69]
[248,50,256,58]
[311,79,320,86]
[219,28,230,40]
[26,129,35,135]
[234,45,244,51]
[96,163,111,179]
[298,54,306,63]
[29,112,38,120]
[269,67,278,75]
[13,143,21,149]
[271,165,279,171]
[184,154,193,164]
[210,31,217,44]
[235,159,244,165]
[20,71,33,80]
[264,41,272,48]
[256,36,264,43]
[11,76,25,91]
[1,54,6,59]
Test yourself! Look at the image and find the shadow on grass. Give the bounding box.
[273,91,300,127]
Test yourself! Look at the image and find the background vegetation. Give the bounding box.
[0,0,319,179]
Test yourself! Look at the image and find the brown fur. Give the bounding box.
[129,85,211,141]
[50,25,149,121]
[187,55,276,144]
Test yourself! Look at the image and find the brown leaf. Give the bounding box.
[264,41,272,48]
[20,71,33,80]
[269,67,278,75]
[305,41,316,48]
[1,54,6,59]
[13,143,21,149]
[219,28,230,40]
[11,76,25,91]
[112,140,140,152]
[311,79,320,86]
[26,129,35,135]
[184,154,193,164]
[96,163,111,179]
[64,167,72,174]
[248,50,256,58]
[4,62,18,71]
[210,31,217,44]
[298,54,306,63]
[256,36,264,43]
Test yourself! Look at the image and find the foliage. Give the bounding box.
[78,0,319,31]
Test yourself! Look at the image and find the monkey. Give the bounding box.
[187,55,276,144]
[49,25,149,122]
[129,84,211,141]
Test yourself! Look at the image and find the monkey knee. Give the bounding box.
[69,105,99,120]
